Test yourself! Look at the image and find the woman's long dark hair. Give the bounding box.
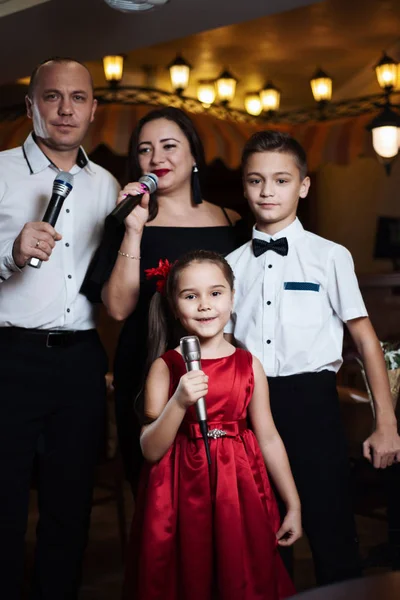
[127,107,206,221]
[135,250,235,421]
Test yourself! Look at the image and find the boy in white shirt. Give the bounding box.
[225,130,400,585]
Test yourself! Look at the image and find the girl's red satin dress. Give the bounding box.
[122,348,296,600]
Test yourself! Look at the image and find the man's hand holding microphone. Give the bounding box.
[12,222,62,268]
[12,171,73,269]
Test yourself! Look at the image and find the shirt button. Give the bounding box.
[67,308,71,313]
[268,264,272,269]
[68,274,72,279]
[267,301,271,305]
[65,243,70,247]
[266,339,271,344]
[66,209,70,213]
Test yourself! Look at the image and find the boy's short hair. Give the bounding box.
[242,130,308,179]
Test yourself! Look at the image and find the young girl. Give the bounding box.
[122,250,301,600]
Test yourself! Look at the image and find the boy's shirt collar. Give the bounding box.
[252,217,304,246]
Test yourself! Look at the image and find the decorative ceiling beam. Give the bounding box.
[93,86,400,124]
[1,87,399,126]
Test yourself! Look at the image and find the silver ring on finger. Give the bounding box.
[35,239,41,248]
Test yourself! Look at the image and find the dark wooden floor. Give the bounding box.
[22,468,394,599]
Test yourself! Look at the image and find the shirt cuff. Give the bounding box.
[0,240,23,281]
[342,308,368,323]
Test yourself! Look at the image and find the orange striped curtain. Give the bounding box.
[0,104,377,171]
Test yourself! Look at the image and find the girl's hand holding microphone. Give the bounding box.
[174,371,209,410]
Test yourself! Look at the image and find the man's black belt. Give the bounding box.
[0,327,96,348]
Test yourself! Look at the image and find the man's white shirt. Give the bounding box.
[0,133,120,330]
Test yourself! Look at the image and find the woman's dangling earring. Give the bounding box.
[191,165,203,205]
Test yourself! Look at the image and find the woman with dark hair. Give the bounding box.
[83,107,247,491]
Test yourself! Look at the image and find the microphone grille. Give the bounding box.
[180,335,201,361]
[139,173,158,194]
[55,171,74,186]
[53,171,74,198]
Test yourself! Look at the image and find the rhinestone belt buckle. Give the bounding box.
[207,428,227,439]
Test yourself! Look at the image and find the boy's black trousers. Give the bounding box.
[268,370,362,586]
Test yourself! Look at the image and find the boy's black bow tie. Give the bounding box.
[252,237,289,257]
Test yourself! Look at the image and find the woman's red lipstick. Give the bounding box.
[153,169,170,177]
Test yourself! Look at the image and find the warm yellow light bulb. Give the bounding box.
[103,56,124,83]
[245,93,262,116]
[197,80,216,107]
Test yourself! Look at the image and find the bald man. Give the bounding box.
[0,58,119,599]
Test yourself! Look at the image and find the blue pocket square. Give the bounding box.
[284,282,320,291]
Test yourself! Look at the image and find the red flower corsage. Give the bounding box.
[145,259,175,295]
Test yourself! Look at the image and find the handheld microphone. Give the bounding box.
[28,171,74,269]
[106,173,158,226]
[180,335,211,466]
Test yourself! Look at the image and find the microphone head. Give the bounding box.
[180,335,201,362]
[139,172,158,194]
[53,171,74,199]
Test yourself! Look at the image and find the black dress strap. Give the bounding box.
[220,206,233,226]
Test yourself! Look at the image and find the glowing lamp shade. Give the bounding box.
[103,0,169,12]
[372,127,399,159]
[245,92,262,116]
[310,68,332,103]
[260,81,281,111]
[375,52,398,91]
[216,70,238,104]
[168,55,191,94]
[17,76,31,86]
[197,80,216,107]
[103,55,124,84]
[367,105,400,159]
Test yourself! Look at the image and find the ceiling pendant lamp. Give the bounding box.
[103,0,169,12]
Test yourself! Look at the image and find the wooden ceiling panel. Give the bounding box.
[95,0,400,111]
